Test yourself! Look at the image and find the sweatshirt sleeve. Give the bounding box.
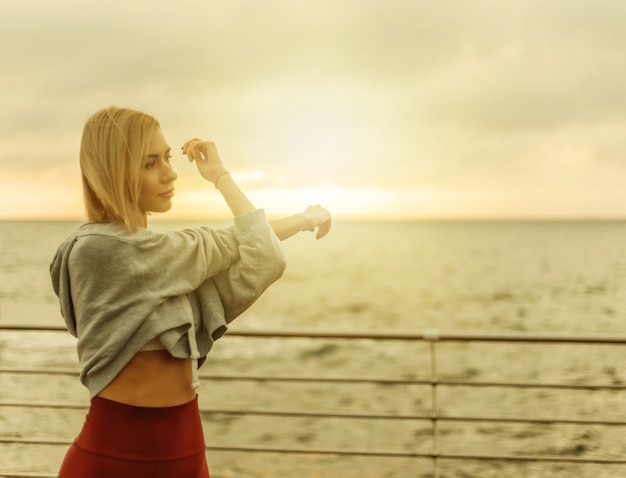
[130,223,242,299]
[188,209,287,348]
[211,209,287,321]
[66,211,264,320]
[73,209,284,306]
[156,209,284,303]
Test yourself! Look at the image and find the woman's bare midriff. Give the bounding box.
[98,350,196,407]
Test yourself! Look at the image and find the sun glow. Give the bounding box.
[166,179,458,221]
[162,181,413,221]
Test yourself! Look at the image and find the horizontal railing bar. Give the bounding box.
[0,324,66,332]
[2,437,626,465]
[0,437,429,458]
[206,375,626,391]
[208,447,626,464]
[205,374,424,385]
[0,401,86,410]
[1,439,625,466]
[200,410,626,427]
[0,368,79,376]
[2,323,626,344]
[437,380,626,391]
[0,474,57,478]
[229,329,626,344]
[3,368,624,391]
[434,453,626,465]
[438,415,626,426]
[0,437,69,446]
[0,401,428,419]
[201,408,428,420]
[197,376,626,391]
[1,401,625,426]
[206,444,432,458]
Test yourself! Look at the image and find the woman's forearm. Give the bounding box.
[214,172,257,217]
[271,205,331,241]
[269,214,312,241]
[213,175,330,242]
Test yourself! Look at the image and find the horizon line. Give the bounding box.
[3,214,626,223]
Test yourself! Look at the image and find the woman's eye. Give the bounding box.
[164,154,173,164]
[145,160,157,170]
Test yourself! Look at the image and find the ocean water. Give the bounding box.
[1,220,626,477]
[2,219,626,333]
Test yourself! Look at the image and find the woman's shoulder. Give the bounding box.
[71,222,159,248]
[77,221,146,238]
[66,222,154,263]
[69,223,226,262]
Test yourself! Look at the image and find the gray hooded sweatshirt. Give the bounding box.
[50,209,286,398]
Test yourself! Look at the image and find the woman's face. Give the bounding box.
[138,128,178,219]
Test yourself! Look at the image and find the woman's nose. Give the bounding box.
[163,163,178,182]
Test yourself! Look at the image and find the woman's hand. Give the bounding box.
[302,205,332,240]
[181,138,228,185]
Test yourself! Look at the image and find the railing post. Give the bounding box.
[424,329,441,478]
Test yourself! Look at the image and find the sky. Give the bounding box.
[1,0,625,220]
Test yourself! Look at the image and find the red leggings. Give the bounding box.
[57,395,210,478]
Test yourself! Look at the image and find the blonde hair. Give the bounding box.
[80,106,160,230]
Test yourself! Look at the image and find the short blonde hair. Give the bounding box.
[80,106,160,230]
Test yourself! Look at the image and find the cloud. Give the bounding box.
[3,0,625,132]
[1,0,626,218]
[414,1,626,131]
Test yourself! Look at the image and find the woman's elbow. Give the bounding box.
[272,248,288,280]
[278,254,287,277]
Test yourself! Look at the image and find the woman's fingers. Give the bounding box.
[316,222,331,239]
[182,139,219,164]
[181,138,203,161]
[315,212,332,239]
[303,205,332,239]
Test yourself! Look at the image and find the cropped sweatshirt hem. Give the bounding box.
[50,209,286,398]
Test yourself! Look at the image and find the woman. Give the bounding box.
[50,106,331,477]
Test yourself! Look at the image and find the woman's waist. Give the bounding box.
[98,350,196,407]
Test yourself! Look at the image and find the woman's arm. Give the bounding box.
[213,172,257,217]
[270,205,332,241]
[182,139,332,239]
[182,139,256,217]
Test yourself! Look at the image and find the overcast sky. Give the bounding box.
[1,0,625,220]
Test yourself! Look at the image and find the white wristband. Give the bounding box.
[214,171,230,188]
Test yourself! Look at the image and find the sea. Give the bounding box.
[2,219,626,333]
[1,220,626,477]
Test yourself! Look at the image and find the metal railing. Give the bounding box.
[1,324,626,477]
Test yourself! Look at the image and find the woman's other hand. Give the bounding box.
[182,139,228,185]
[302,205,332,240]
